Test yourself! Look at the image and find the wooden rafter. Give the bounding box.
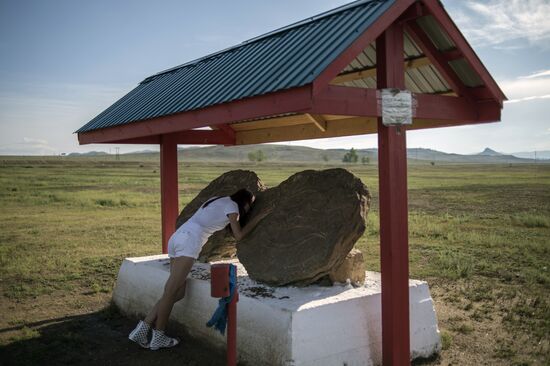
[235,117,377,145]
[305,113,327,132]
[331,55,432,84]
[230,114,307,131]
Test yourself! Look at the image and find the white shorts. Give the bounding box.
[167,229,205,259]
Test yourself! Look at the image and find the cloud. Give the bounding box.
[498,76,550,101]
[519,70,550,79]
[449,0,550,48]
[23,137,48,145]
[0,137,57,155]
[504,95,550,104]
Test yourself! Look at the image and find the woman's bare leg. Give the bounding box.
[144,279,187,327]
[144,256,194,331]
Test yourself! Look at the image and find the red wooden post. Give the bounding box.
[227,291,238,366]
[160,133,179,254]
[376,22,410,365]
[211,264,238,366]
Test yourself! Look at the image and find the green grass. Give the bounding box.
[0,157,549,365]
[440,331,452,351]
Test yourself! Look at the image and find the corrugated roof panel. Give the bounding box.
[404,73,423,93]
[77,0,396,133]
[428,64,451,91]
[355,51,372,68]
[449,58,484,87]
[418,65,450,92]
[416,15,455,51]
[403,32,422,57]
[363,44,377,64]
[364,77,376,88]
[406,67,433,92]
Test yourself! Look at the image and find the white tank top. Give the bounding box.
[179,196,239,241]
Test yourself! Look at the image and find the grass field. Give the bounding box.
[0,156,549,365]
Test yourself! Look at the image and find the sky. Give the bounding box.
[0,0,549,156]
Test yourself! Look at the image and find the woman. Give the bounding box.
[128,188,269,350]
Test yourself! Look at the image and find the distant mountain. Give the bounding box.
[512,151,550,160]
[406,148,528,163]
[66,145,546,164]
[477,148,503,156]
[68,151,108,157]
[127,149,158,154]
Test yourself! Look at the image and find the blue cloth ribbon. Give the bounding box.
[206,264,237,335]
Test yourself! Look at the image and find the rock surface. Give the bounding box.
[237,168,371,286]
[175,170,266,262]
[329,248,366,285]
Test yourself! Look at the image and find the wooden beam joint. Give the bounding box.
[305,114,327,132]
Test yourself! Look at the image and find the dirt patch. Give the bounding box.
[0,293,236,366]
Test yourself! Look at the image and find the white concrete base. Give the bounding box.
[113,255,441,366]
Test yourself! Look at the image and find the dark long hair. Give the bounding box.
[230,188,254,220]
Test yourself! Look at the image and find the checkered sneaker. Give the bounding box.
[128,320,151,348]
[149,329,180,351]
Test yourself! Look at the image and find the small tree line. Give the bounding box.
[246,147,370,164]
[248,150,265,162]
[342,148,369,164]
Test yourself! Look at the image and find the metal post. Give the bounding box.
[160,134,179,254]
[376,21,410,365]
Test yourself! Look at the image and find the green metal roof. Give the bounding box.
[76,0,395,133]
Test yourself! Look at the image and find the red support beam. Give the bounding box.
[311,85,481,122]
[110,129,235,145]
[414,93,477,121]
[217,124,236,141]
[77,85,312,145]
[111,136,160,144]
[310,86,378,116]
[160,134,179,254]
[397,2,424,24]
[376,21,410,366]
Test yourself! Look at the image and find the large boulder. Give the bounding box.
[176,170,266,262]
[237,168,371,286]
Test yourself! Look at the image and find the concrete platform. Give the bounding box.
[113,255,441,366]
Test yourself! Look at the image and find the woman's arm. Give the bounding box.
[228,208,271,241]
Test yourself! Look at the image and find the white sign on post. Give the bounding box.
[378,88,415,126]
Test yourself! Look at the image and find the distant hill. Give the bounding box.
[512,151,550,160]
[67,151,108,157]
[175,145,377,163]
[406,148,529,163]
[477,148,503,156]
[65,145,546,164]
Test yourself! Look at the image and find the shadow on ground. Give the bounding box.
[0,304,232,366]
